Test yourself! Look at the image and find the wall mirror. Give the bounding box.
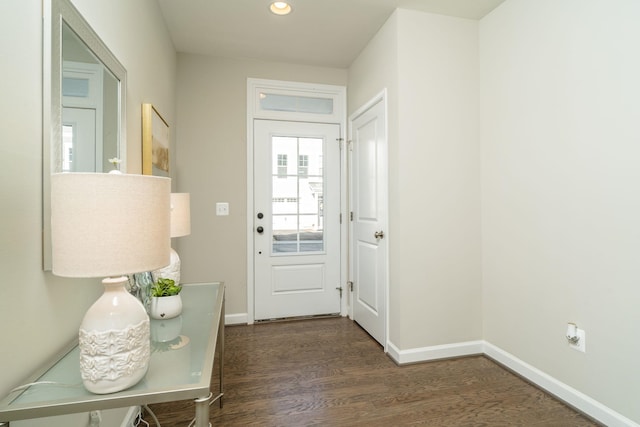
[43,0,127,270]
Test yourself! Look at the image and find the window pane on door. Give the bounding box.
[271,136,324,254]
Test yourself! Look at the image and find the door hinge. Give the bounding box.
[336,286,343,298]
[347,281,354,292]
[339,213,342,224]
[350,211,354,221]
[337,137,344,150]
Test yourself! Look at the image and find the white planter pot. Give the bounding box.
[150,295,182,320]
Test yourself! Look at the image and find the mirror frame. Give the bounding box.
[43,0,127,270]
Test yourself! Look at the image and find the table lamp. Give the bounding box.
[50,173,171,394]
[152,193,191,285]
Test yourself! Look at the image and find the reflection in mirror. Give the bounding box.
[43,0,127,269]
[61,23,120,172]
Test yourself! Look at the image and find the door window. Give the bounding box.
[271,136,324,254]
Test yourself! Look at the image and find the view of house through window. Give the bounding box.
[272,135,324,253]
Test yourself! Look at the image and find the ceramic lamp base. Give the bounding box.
[79,276,150,394]
[152,248,181,285]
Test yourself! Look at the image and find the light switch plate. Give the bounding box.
[216,202,229,216]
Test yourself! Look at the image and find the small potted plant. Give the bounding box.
[149,278,182,319]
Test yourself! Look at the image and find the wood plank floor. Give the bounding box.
[145,317,601,426]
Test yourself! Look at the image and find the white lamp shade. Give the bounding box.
[170,193,191,238]
[51,173,171,278]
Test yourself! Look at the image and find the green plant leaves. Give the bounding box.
[150,278,182,297]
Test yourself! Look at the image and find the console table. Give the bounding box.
[0,282,224,427]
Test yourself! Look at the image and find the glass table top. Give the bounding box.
[0,282,223,422]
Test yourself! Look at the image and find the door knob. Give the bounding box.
[374,230,384,239]
[257,226,264,234]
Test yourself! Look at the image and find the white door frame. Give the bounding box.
[348,89,389,351]
[246,78,347,324]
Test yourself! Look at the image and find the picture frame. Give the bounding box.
[142,103,170,176]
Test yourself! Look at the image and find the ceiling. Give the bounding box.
[157,0,506,69]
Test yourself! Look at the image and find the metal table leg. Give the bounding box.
[219,296,225,408]
[194,392,212,427]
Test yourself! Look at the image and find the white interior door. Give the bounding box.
[350,96,388,347]
[254,120,341,320]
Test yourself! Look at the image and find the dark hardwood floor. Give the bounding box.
[146,317,601,426]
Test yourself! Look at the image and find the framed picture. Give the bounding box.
[142,103,170,176]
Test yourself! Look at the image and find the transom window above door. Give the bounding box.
[259,93,333,115]
[248,79,345,123]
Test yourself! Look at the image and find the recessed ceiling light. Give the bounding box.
[270,1,292,16]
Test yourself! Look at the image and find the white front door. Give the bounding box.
[349,95,388,347]
[254,119,342,320]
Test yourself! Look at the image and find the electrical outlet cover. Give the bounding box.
[569,328,586,353]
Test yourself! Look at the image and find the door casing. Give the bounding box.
[246,78,347,324]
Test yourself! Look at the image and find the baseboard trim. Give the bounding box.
[225,312,248,325]
[387,339,637,427]
[483,342,639,427]
[386,340,484,365]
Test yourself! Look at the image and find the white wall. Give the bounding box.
[480,0,640,423]
[0,0,100,400]
[347,12,398,117]
[0,0,175,425]
[347,11,400,343]
[348,9,482,351]
[175,54,347,316]
[394,9,481,349]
